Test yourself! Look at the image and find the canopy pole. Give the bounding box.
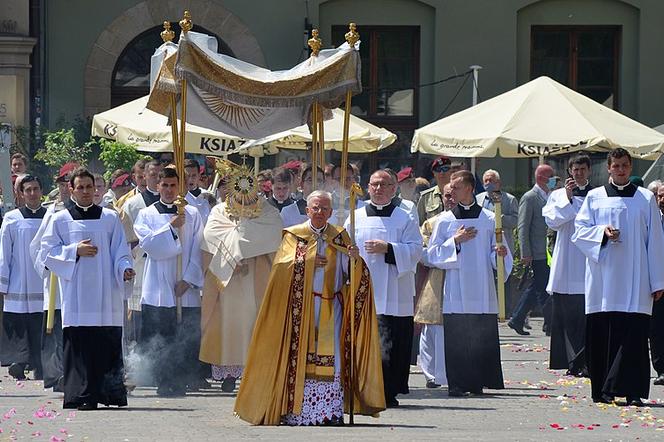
[311,102,319,189]
[318,108,325,172]
[173,10,193,325]
[254,154,260,175]
[469,65,482,176]
[492,192,506,321]
[343,21,359,426]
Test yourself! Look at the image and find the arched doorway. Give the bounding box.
[111,25,234,108]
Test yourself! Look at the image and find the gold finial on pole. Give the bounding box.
[160,21,175,43]
[308,29,322,56]
[179,10,193,33]
[345,22,359,47]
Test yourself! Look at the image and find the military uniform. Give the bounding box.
[416,185,444,226]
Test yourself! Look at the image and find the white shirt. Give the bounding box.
[345,203,422,316]
[134,203,204,308]
[30,202,65,311]
[280,200,308,228]
[0,209,45,313]
[427,207,513,314]
[40,206,133,327]
[543,187,588,294]
[572,185,664,314]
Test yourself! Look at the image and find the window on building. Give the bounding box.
[531,26,620,109]
[111,25,234,107]
[331,25,420,174]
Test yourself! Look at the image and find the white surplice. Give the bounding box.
[30,202,66,311]
[120,192,152,311]
[134,204,204,308]
[186,189,212,225]
[280,200,308,228]
[0,209,44,313]
[40,207,133,327]
[572,185,664,314]
[345,204,422,316]
[543,187,587,294]
[427,208,513,314]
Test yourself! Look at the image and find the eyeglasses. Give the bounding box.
[432,165,451,173]
[369,182,395,188]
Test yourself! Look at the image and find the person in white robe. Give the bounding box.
[543,155,593,376]
[134,167,204,397]
[427,171,511,396]
[0,176,45,381]
[572,148,664,406]
[30,165,77,391]
[40,168,134,410]
[344,169,422,408]
[417,183,455,388]
[119,159,163,344]
[280,166,323,228]
[184,159,212,224]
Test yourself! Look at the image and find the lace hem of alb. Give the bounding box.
[211,364,243,380]
[281,375,344,426]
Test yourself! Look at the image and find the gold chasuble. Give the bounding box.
[234,222,385,425]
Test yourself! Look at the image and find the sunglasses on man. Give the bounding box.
[432,164,451,173]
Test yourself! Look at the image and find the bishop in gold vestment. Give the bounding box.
[234,191,385,425]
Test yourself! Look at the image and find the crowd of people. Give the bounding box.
[1,148,664,424]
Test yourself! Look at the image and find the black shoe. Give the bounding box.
[426,380,441,389]
[77,402,98,411]
[221,376,237,392]
[469,387,484,395]
[507,321,530,336]
[654,374,664,386]
[8,363,26,380]
[448,387,470,397]
[626,397,644,407]
[324,415,345,426]
[386,397,400,408]
[592,393,614,404]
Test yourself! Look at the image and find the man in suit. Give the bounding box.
[508,164,555,336]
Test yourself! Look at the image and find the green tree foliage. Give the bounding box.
[92,138,146,180]
[34,128,91,168]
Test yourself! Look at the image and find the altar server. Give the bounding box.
[40,167,134,410]
[280,166,323,228]
[345,169,422,407]
[572,148,664,406]
[134,167,204,396]
[0,176,45,380]
[543,154,592,376]
[427,170,511,397]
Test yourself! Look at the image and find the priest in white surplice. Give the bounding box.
[543,154,593,376]
[134,167,204,397]
[40,168,135,410]
[0,176,45,381]
[119,159,163,344]
[345,169,422,408]
[572,149,664,406]
[30,163,77,392]
[427,171,511,396]
[416,183,454,389]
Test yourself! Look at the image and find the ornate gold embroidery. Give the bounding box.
[286,238,308,413]
[195,87,267,129]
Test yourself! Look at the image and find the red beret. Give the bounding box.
[431,156,451,172]
[111,173,132,189]
[397,167,414,183]
[282,160,302,171]
[56,162,79,182]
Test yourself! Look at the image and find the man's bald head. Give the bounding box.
[535,164,554,188]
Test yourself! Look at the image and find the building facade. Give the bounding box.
[5,0,664,188]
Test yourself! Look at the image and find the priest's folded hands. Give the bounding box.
[76,239,98,257]
[453,225,477,244]
[364,239,388,254]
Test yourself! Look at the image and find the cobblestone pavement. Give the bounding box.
[2,318,664,441]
